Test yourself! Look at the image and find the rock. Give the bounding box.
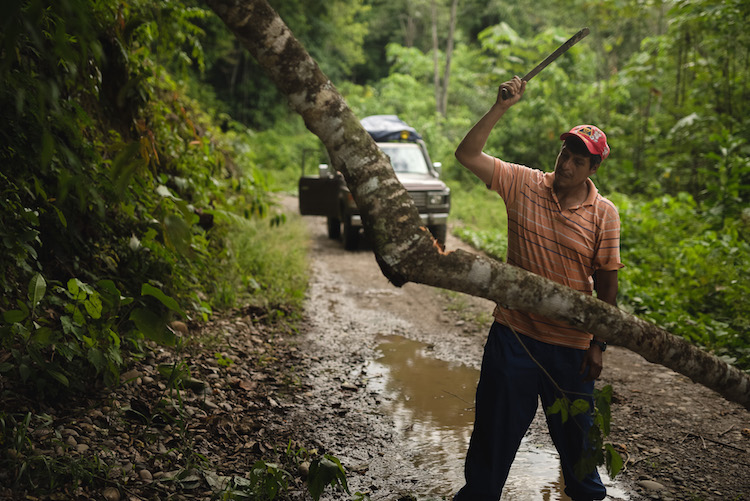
[139,469,153,481]
[169,321,189,335]
[102,487,120,501]
[202,399,219,410]
[298,461,310,478]
[76,444,90,453]
[183,378,208,392]
[121,369,143,382]
[638,479,666,491]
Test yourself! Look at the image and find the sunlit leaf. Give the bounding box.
[141,283,182,313]
[83,293,103,319]
[28,273,46,308]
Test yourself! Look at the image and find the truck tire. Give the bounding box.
[429,224,447,246]
[343,217,359,251]
[327,216,341,239]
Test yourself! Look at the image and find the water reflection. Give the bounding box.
[366,335,627,500]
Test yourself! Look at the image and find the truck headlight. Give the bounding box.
[428,192,448,206]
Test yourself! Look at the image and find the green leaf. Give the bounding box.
[19,363,32,382]
[97,279,122,308]
[156,184,175,198]
[595,385,613,435]
[32,327,53,345]
[111,142,144,197]
[605,443,624,478]
[60,315,76,335]
[141,283,183,314]
[130,308,174,346]
[3,309,28,324]
[83,293,103,319]
[163,213,192,256]
[546,398,569,423]
[53,205,67,228]
[67,278,89,301]
[48,370,70,387]
[308,455,349,500]
[570,399,590,417]
[28,273,46,308]
[87,348,107,372]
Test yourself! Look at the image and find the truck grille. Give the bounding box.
[409,191,427,209]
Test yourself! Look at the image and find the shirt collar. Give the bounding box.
[543,172,599,207]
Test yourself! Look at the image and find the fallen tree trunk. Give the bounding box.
[204,0,750,410]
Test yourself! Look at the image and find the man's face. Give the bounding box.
[554,144,596,190]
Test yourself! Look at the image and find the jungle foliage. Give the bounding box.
[0,0,305,400]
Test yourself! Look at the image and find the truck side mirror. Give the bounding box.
[318,164,330,178]
[432,162,442,177]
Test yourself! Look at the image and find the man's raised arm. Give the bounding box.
[454,76,526,186]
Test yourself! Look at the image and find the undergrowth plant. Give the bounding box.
[0,0,280,402]
[546,385,623,480]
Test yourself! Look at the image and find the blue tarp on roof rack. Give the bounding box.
[360,115,422,142]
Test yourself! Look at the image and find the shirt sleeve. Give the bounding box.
[593,202,625,271]
[489,158,529,204]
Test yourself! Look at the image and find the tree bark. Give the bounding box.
[203,0,750,410]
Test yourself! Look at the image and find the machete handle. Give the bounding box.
[498,28,590,102]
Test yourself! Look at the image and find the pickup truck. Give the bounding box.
[298,115,451,250]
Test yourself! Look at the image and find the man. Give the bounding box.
[453,76,623,501]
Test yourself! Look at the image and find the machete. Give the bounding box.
[501,27,590,100]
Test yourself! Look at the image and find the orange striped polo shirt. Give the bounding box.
[489,158,624,350]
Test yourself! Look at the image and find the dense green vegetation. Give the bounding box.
[0,0,308,398]
[0,0,748,496]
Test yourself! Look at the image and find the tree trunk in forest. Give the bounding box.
[203,0,750,410]
[431,1,441,115]
[441,0,458,116]
[431,0,458,117]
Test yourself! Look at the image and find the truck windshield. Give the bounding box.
[380,144,430,175]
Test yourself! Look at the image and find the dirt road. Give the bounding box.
[286,208,750,500]
[5,202,747,501]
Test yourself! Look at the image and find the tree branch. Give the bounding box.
[204,0,750,410]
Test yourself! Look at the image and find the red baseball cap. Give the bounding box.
[560,125,610,160]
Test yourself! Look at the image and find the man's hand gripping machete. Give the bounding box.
[501,28,590,100]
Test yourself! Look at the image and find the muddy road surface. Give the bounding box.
[284,204,750,501]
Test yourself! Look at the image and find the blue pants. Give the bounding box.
[454,322,606,501]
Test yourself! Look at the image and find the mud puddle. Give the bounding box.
[367,335,629,500]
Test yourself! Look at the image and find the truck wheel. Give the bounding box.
[429,224,447,246]
[327,216,341,239]
[343,218,359,251]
